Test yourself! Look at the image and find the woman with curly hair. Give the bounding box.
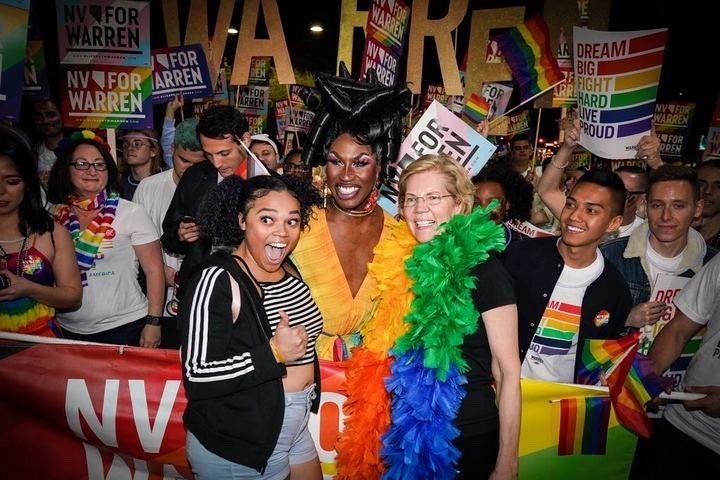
[472,162,535,244]
[181,175,323,480]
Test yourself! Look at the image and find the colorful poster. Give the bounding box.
[23,40,50,100]
[653,101,695,160]
[151,44,213,104]
[359,0,410,86]
[56,0,150,66]
[423,84,461,113]
[284,85,315,134]
[0,0,30,121]
[574,27,668,159]
[236,85,270,135]
[0,335,638,480]
[61,64,153,129]
[481,81,513,118]
[379,100,496,215]
[248,56,272,86]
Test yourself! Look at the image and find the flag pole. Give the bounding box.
[533,107,543,170]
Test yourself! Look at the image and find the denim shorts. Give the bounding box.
[186,384,318,479]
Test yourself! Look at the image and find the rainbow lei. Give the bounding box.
[382,203,506,479]
[53,191,119,286]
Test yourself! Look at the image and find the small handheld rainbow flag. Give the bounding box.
[578,332,669,438]
[464,93,491,123]
[576,332,640,385]
[557,396,612,455]
[495,15,565,106]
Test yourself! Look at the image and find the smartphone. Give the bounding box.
[180,215,196,223]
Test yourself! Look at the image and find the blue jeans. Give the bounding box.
[187,384,318,479]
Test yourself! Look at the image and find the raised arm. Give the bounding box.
[537,119,581,219]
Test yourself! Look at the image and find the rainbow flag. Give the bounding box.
[605,344,670,438]
[464,93,491,123]
[576,331,640,385]
[495,15,564,105]
[558,396,611,455]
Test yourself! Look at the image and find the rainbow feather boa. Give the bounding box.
[335,203,505,479]
[335,221,417,479]
[383,203,505,479]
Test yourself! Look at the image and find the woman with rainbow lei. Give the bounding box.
[337,154,521,479]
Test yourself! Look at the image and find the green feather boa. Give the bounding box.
[394,201,507,380]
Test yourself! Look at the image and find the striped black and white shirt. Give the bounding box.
[261,273,323,366]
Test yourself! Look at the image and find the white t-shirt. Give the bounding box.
[37,143,56,185]
[522,251,604,383]
[133,170,180,310]
[664,254,720,454]
[58,199,159,334]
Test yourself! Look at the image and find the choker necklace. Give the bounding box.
[331,198,376,217]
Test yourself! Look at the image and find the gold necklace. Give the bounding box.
[330,198,376,217]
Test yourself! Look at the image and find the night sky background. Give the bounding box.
[30,0,717,161]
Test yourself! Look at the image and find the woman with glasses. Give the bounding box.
[47,131,165,347]
[0,127,81,337]
[382,154,520,479]
[118,129,164,200]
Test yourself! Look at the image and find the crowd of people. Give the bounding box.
[2,74,720,478]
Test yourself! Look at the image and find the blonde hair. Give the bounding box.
[398,153,474,214]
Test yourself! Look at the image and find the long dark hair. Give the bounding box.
[46,139,120,204]
[0,128,54,235]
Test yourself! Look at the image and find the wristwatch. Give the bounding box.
[145,315,162,326]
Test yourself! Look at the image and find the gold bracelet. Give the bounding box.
[550,156,569,170]
[269,338,286,363]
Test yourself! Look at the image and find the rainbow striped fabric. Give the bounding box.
[495,15,564,104]
[558,396,611,455]
[576,332,640,385]
[464,93,491,123]
[578,332,668,438]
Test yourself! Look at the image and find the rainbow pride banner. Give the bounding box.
[61,64,153,129]
[574,27,668,159]
[0,0,30,121]
[56,0,150,66]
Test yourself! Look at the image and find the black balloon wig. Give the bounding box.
[298,63,411,181]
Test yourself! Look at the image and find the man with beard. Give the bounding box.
[32,99,65,185]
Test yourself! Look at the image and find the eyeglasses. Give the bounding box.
[70,161,108,171]
[122,140,151,150]
[401,193,454,208]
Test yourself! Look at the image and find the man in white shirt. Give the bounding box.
[644,254,720,477]
[134,118,204,347]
